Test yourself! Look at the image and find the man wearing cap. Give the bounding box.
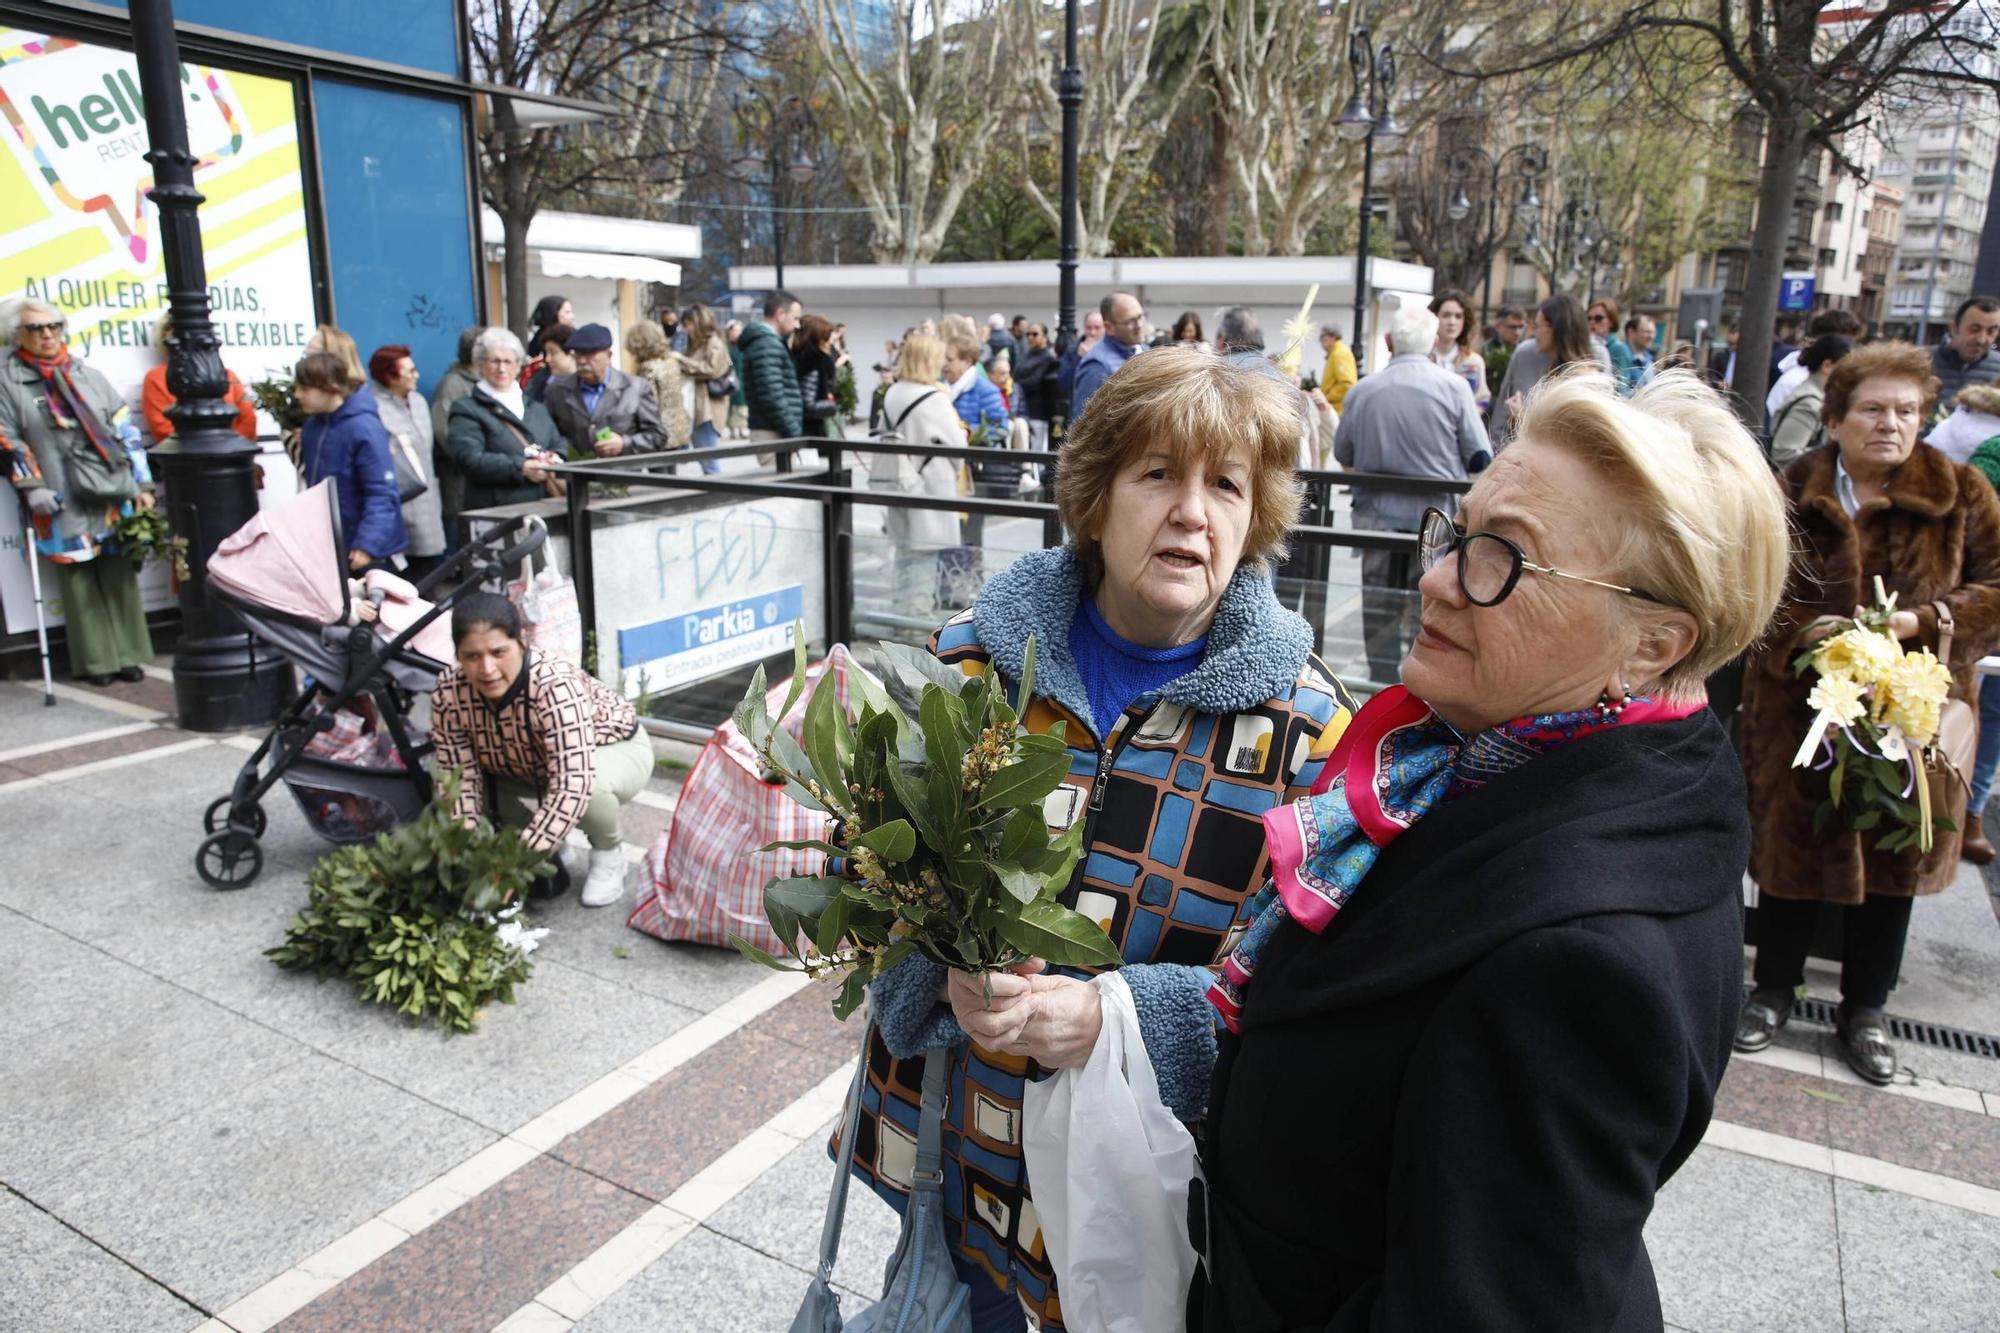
[543,322,662,458]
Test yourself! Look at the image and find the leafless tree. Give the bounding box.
[1433,0,2000,429]
[999,0,1214,258]
[805,0,1009,264]
[468,0,738,332]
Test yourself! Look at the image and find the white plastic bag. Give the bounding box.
[1021,971,1200,1333]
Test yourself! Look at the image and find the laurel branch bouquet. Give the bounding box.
[1790,582,1957,855]
[729,630,1123,1019]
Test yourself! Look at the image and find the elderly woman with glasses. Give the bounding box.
[444,328,566,510]
[1198,367,1789,1333]
[855,345,1357,1332]
[0,298,156,684]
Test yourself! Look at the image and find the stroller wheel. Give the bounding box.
[196,831,264,890]
[203,796,268,838]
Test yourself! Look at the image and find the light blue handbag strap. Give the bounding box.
[910,1044,950,1194]
[812,1018,875,1284]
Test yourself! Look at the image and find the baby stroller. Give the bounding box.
[195,480,545,889]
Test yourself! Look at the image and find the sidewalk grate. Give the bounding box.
[1780,993,2000,1060]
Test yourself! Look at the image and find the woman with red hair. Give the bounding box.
[369,344,447,577]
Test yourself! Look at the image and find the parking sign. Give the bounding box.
[1780,272,1816,312]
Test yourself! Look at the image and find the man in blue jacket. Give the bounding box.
[1069,291,1145,425]
[945,330,1013,549]
[1055,306,1105,423]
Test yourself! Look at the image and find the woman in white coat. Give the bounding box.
[872,332,966,612]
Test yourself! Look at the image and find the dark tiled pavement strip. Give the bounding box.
[8,723,187,776]
[276,987,856,1331]
[1720,1057,2000,1191]
[5,676,2000,1331]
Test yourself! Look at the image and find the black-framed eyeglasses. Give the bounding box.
[21,319,66,335]
[1418,507,1666,607]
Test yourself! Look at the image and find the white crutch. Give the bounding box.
[21,521,55,707]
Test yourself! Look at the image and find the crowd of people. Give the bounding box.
[10,263,2000,1330]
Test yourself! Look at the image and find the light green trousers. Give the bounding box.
[492,729,653,850]
[57,557,153,678]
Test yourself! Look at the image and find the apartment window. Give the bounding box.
[1824,201,1844,222]
[1919,157,1947,172]
[1818,248,1838,269]
[1918,191,1939,206]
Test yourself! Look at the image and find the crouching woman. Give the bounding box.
[430,594,652,907]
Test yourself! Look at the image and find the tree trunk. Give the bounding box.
[1203,118,1231,255]
[502,207,533,336]
[1731,115,1809,434]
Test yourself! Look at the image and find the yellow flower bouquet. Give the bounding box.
[1790,581,1957,854]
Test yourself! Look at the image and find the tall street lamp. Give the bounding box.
[1054,0,1083,358]
[1445,142,1545,330]
[131,0,293,730]
[735,92,816,289]
[1337,26,1402,371]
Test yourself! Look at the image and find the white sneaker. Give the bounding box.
[580,848,629,908]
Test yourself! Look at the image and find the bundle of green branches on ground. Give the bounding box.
[267,771,552,1033]
[730,629,1121,1019]
[247,371,305,432]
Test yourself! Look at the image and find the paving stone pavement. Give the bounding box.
[2,675,1999,1331]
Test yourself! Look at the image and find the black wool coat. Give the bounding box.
[1196,712,1748,1333]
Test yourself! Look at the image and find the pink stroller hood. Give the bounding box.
[207,481,347,624]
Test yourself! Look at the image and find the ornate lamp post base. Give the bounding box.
[153,444,296,728]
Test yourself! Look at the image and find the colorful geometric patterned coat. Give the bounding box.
[848,546,1356,1329]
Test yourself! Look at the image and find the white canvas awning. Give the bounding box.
[537,248,682,286]
[480,207,701,262]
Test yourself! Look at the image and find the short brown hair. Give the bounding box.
[1822,340,1940,426]
[1055,345,1304,586]
[796,312,834,351]
[944,330,983,365]
[294,350,358,394]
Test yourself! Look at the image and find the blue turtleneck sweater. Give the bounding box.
[1068,597,1208,742]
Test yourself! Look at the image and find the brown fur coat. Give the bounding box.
[1741,442,2000,904]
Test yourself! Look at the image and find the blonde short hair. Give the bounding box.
[625,320,668,362]
[895,332,945,384]
[1511,365,1788,701]
[1056,345,1304,586]
[308,324,365,380]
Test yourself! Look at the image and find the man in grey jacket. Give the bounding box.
[1335,300,1490,686]
[543,322,661,457]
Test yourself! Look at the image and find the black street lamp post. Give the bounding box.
[131,0,293,730]
[736,92,816,289]
[1054,0,1083,358]
[1337,28,1402,372]
[1445,142,1546,330]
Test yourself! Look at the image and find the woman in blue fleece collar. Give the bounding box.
[850,345,1357,1332]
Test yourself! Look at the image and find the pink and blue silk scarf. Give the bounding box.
[1207,684,1701,1033]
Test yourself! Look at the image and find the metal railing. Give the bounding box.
[548,435,1470,649]
[471,436,1479,735]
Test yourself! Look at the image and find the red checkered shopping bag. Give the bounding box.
[626,645,867,954]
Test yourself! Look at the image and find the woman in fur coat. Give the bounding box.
[1737,341,2000,1084]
